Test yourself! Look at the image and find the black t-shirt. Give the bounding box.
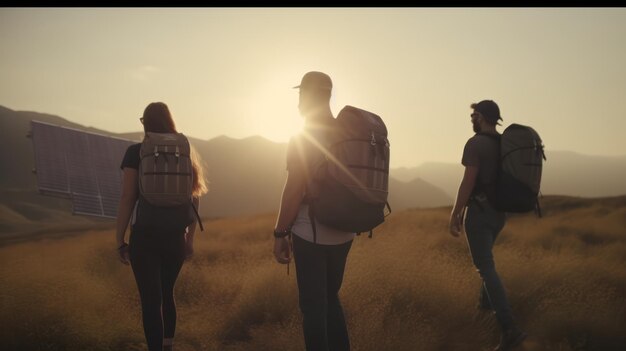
[286,134,323,173]
[462,133,500,199]
[120,143,141,170]
[286,118,334,170]
[286,118,335,207]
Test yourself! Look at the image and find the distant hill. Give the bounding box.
[541,151,626,198]
[391,151,626,199]
[391,162,463,199]
[7,103,621,229]
[0,105,450,228]
[388,177,452,209]
[195,134,289,217]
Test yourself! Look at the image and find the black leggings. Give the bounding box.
[129,229,185,351]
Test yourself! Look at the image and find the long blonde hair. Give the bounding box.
[190,145,209,197]
[142,102,209,197]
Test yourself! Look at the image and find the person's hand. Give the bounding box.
[273,237,291,264]
[449,212,463,238]
[118,243,130,265]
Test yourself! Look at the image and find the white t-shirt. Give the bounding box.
[291,204,355,245]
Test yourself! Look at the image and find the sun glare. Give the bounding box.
[247,70,306,143]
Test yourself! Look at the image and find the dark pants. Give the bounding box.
[129,229,185,351]
[464,200,515,331]
[292,234,353,351]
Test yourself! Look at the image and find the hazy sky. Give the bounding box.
[1,8,625,168]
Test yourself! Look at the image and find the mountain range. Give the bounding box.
[391,153,626,199]
[0,105,450,229]
[1,104,625,231]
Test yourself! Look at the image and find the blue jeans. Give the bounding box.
[464,198,515,331]
[293,234,352,351]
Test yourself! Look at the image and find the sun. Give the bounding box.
[253,103,304,142]
[247,72,305,143]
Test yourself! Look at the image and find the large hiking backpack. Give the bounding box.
[135,132,203,231]
[306,105,391,240]
[483,124,546,215]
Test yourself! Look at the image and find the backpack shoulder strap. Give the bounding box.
[190,199,204,232]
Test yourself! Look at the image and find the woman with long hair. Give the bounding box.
[115,102,208,351]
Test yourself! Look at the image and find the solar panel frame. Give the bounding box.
[31,120,137,219]
[31,122,71,196]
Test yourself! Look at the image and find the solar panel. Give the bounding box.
[30,120,137,218]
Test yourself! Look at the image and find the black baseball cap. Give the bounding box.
[472,100,503,124]
[293,71,333,91]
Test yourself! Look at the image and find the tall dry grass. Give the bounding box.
[1,196,625,350]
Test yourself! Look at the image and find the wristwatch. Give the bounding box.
[273,228,291,238]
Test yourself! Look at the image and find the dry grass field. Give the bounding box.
[1,195,625,351]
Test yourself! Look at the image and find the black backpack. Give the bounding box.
[305,106,391,241]
[479,124,546,215]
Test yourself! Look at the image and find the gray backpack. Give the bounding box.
[139,132,193,205]
[137,132,203,231]
[307,105,391,240]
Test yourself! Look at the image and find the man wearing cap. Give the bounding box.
[449,100,527,351]
[273,71,355,351]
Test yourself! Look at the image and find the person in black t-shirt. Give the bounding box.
[116,102,208,351]
[449,100,527,351]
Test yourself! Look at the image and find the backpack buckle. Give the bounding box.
[370,131,376,145]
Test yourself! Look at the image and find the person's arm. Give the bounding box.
[449,165,479,237]
[115,167,138,263]
[273,166,306,264]
[185,196,200,259]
